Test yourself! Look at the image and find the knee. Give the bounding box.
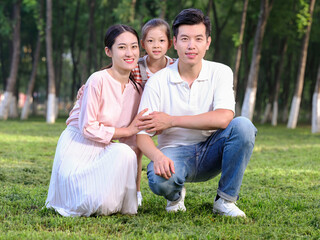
[114,143,137,165]
[147,163,177,197]
[230,117,257,143]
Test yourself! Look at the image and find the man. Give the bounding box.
[136,8,257,217]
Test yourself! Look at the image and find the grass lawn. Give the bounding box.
[0,117,319,239]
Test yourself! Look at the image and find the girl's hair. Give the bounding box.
[102,24,141,93]
[141,18,171,43]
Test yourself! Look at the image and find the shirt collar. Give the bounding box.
[169,59,209,83]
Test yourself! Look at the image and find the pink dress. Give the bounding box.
[45,69,142,216]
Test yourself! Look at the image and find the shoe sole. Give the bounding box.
[212,208,246,218]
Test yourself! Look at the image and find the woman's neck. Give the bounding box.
[146,55,167,73]
[107,67,130,85]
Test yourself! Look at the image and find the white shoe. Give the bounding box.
[137,192,142,207]
[165,186,186,212]
[213,197,246,217]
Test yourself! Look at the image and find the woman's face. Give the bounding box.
[105,31,140,72]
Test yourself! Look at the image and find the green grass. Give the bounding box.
[0,118,319,239]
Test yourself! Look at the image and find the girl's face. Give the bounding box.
[142,26,171,60]
[105,31,139,72]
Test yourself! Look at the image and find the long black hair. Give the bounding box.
[102,24,141,93]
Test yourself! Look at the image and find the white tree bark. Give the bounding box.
[312,63,320,133]
[287,0,316,129]
[21,95,33,120]
[241,0,273,120]
[241,87,257,120]
[9,96,18,118]
[271,101,278,126]
[0,92,13,120]
[312,93,320,133]
[287,96,301,128]
[261,102,271,124]
[46,93,56,123]
[0,1,21,120]
[46,0,56,123]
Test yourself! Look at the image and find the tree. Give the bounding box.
[211,0,236,61]
[271,38,288,126]
[233,0,249,101]
[287,0,316,128]
[85,0,97,78]
[46,0,56,123]
[312,62,320,133]
[21,0,43,120]
[0,0,21,120]
[241,0,273,120]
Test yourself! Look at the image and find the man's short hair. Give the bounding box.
[172,8,211,38]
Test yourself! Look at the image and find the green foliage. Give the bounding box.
[0,0,320,119]
[0,118,320,239]
[296,0,311,38]
[0,2,12,37]
[232,32,242,47]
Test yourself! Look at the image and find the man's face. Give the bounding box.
[173,23,211,67]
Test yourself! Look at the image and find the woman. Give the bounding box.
[45,24,147,217]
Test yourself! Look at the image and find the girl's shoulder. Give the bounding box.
[165,55,176,65]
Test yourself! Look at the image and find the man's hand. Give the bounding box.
[153,154,175,180]
[137,111,173,133]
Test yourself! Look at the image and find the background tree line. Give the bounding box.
[0,0,319,132]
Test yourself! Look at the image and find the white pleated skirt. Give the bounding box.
[45,126,138,217]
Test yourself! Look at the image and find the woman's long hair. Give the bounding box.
[102,24,141,93]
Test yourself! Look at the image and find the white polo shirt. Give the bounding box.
[138,59,235,150]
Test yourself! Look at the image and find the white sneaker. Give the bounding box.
[137,192,142,207]
[166,186,186,212]
[213,197,246,217]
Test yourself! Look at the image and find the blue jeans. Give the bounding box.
[147,117,257,202]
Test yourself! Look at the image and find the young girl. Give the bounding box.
[45,24,148,217]
[132,18,174,87]
[132,18,175,206]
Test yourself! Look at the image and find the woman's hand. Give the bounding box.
[127,108,149,136]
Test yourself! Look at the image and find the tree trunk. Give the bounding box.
[0,35,9,91]
[272,38,288,126]
[234,0,249,100]
[211,0,236,61]
[312,63,320,133]
[241,0,273,120]
[86,0,97,78]
[0,0,21,120]
[129,0,137,23]
[70,0,81,102]
[46,0,56,123]
[287,0,316,129]
[21,0,43,120]
[21,32,42,120]
[159,0,167,19]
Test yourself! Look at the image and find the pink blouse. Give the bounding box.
[66,69,142,146]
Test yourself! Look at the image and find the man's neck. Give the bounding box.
[178,60,202,87]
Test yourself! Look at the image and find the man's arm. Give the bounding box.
[136,134,175,179]
[137,109,234,133]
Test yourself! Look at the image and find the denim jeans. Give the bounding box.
[147,117,257,202]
